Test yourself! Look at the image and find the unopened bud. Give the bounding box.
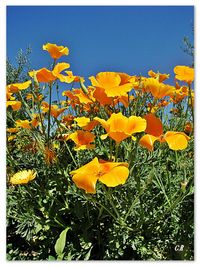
[80,78,88,94]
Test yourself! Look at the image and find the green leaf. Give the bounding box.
[54,227,71,258]
[48,255,56,260]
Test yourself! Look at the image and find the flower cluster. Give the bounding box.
[7,42,194,196]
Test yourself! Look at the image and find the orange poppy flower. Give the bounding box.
[70,157,129,194]
[67,130,95,150]
[43,43,69,60]
[142,78,174,98]
[6,100,22,111]
[16,119,31,129]
[61,114,75,127]
[41,102,67,118]
[184,122,193,134]
[89,72,133,97]
[26,93,43,102]
[174,65,194,84]
[73,117,98,131]
[63,71,82,83]
[52,62,70,82]
[31,114,40,128]
[62,88,94,106]
[92,87,113,106]
[7,80,32,93]
[29,68,57,83]
[148,70,170,83]
[139,113,190,151]
[169,86,188,104]
[7,128,19,133]
[94,112,146,143]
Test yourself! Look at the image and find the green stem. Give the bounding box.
[32,91,46,136]
[55,118,77,166]
[115,143,119,162]
[188,84,194,124]
[47,82,52,147]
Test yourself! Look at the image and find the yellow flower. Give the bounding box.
[29,68,57,83]
[16,119,31,129]
[7,128,18,133]
[10,170,37,185]
[6,100,22,111]
[6,80,32,93]
[52,62,70,82]
[174,65,194,84]
[64,71,82,83]
[94,112,146,143]
[142,78,174,98]
[73,117,98,131]
[43,43,69,60]
[89,72,133,97]
[70,157,129,194]
[148,70,170,82]
[139,113,190,151]
[67,130,95,150]
[41,102,67,118]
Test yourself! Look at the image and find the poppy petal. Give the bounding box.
[164,131,190,150]
[139,134,159,151]
[70,158,99,194]
[99,163,129,187]
[144,113,163,137]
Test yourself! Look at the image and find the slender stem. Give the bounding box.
[54,118,77,166]
[47,82,52,147]
[115,143,119,162]
[109,138,113,161]
[188,84,194,124]
[32,91,46,136]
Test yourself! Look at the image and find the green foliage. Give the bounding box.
[6,46,194,261]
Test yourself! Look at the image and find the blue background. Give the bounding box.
[7,6,194,95]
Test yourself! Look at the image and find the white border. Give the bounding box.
[1,1,199,266]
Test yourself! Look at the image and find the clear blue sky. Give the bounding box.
[7,6,194,90]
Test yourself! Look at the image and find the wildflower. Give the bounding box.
[70,157,129,193]
[7,80,32,93]
[73,117,98,131]
[62,88,94,106]
[184,122,193,134]
[43,43,69,60]
[89,72,133,97]
[26,93,43,102]
[174,65,194,84]
[139,113,190,151]
[94,112,146,143]
[64,71,82,83]
[16,119,31,129]
[142,78,174,98]
[41,102,67,118]
[7,128,18,133]
[157,100,169,107]
[147,103,159,114]
[8,135,17,142]
[148,70,170,82]
[52,62,70,82]
[29,68,57,83]
[31,114,40,127]
[62,114,75,128]
[67,130,95,150]
[6,100,21,111]
[10,170,37,185]
[169,86,188,104]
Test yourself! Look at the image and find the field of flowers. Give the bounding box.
[6,43,194,260]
